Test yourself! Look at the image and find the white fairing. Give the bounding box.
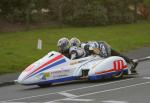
[89,56,127,76]
[17,51,129,85]
[18,51,70,84]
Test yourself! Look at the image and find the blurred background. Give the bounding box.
[0,0,150,30]
[0,0,150,74]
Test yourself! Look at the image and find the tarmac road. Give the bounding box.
[0,47,150,103]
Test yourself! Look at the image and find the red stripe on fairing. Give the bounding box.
[96,69,114,75]
[29,54,63,75]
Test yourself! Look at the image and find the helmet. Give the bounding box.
[70,37,81,47]
[57,37,70,52]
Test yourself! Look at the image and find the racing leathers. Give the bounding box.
[69,46,86,60]
[81,41,138,73]
[81,41,111,58]
[59,46,86,60]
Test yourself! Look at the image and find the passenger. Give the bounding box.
[81,40,138,73]
[69,37,86,60]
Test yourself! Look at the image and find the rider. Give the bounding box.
[81,40,138,73]
[57,37,71,58]
[57,37,86,59]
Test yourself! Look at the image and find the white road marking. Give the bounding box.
[58,92,93,102]
[76,81,150,97]
[58,92,77,98]
[45,81,150,103]
[143,77,150,79]
[0,101,44,103]
[102,100,128,103]
[46,102,62,103]
[1,102,24,103]
[63,98,94,102]
[6,78,134,102]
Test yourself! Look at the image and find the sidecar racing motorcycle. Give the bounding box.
[17,51,148,87]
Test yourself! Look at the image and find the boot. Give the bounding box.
[130,60,138,74]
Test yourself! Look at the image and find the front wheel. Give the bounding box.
[38,83,52,88]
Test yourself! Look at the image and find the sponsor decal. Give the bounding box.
[113,60,128,71]
[44,72,51,77]
[51,69,70,78]
[36,69,70,80]
[95,59,128,74]
[37,72,51,80]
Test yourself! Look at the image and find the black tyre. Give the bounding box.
[112,71,124,79]
[38,83,52,88]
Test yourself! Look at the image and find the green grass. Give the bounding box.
[0,21,150,74]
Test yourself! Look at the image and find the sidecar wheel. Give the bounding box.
[112,71,123,79]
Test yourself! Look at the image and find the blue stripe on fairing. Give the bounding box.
[38,76,78,85]
[89,69,128,80]
[27,59,66,79]
[24,76,78,85]
[24,69,128,85]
